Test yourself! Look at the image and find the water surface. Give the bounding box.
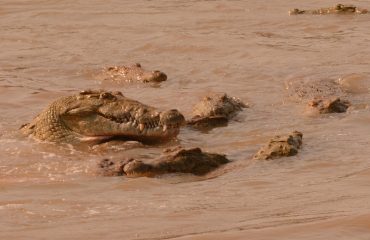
[1,0,370,239]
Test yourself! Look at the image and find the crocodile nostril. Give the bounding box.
[161,109,185,125]
[152,71,167,82]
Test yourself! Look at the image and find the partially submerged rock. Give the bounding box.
[97,63,167,83]
[187,93,247,129]
[253,131,303,160]
[97,147,230,177]
[289,4,368,15]
[307,97,350,114]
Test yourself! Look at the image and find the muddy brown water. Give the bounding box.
[1,0,370,239]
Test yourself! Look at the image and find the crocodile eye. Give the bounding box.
[65,106,96,116]
[79,90,94,95]
[220,94,228,101]
[112,91,123,96]
[100,92,116,100]
[135,63,141,68]
[107,66,117,71]
[336,4,344,10]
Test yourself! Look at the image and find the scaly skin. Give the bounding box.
[97,147,230,177]
[187,93,247,129]
[99,63,167,83]
[285,78,345,101]
[289,4,368,15]
[253,131,303,160]
[307,97,350,114]
[285,78,352,115]
[21,90,185,144]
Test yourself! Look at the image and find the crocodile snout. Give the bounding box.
[151,70,167,82]
[160,109,185,127]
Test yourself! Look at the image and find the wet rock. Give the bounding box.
[97,147,230,177]
[187,93,247,130]
[307,97,350,114]
[253,131,303,160]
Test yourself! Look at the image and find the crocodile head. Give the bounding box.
[105,63,167,83]
[21,90,185,144]
[192,93,247,119]
[187,93,247,130]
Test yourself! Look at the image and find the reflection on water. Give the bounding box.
[1,0,370,239]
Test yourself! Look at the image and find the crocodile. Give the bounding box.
[187,93,248,130]
[21,90,185,144]
[307,97,350,114]
[96,63,167,83]
[289,4,368,15]
[253,131,303,160]
[285,78,345,101]
[285,78,353,114]
[97,147,230,177]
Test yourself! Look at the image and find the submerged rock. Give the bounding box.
[97,147,230,177]
[253,131,303,160]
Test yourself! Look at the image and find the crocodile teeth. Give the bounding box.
[163,125,167,132]
[139,123,145,132]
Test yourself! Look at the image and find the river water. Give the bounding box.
[1,0,370,239]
